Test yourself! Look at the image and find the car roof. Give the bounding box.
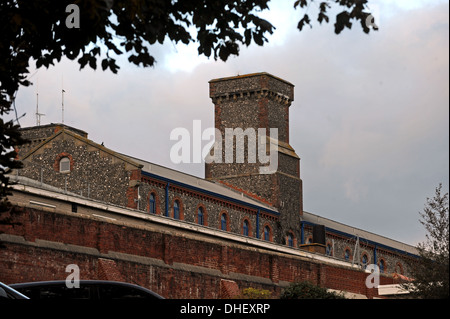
[10,280,163,299]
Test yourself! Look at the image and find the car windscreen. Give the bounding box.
[15,284,92,300]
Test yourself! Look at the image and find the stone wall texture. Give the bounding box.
[0,203,397,299]
[9,73,415,296]
[18,128,136,208]
[206,73,303,245]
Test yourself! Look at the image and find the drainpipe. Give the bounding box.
[165,182,170,217]
[256,209,260,239]
[300,221,305,244]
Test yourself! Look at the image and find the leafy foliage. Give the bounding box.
[294,0,377,33]
[234,287,273,299]
[1,0,276,110]
[0,119,25,195]
[403,184,449,298]
[1,0,376,109]
[0,0,376,228]
[0,116,27,246]
[280,281,345,299]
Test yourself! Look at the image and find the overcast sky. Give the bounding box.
[10,0,449,247]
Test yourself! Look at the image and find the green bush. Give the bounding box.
[234,287,273,299]
[280,281,345,299]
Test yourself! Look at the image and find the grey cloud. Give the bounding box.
[13,2,449,246]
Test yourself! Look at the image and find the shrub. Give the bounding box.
[234,287,273,299]
[280,281,345,299]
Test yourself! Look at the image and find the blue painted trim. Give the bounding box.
[256,209,260,239]
[165,182,170,217]
[374,244,378,265]
[142,171,280,218]
[301,221,305,245]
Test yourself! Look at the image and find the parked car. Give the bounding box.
[0,282,30,299]
[10,280,163,300]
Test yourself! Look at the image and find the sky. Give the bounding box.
[9,0,449,247]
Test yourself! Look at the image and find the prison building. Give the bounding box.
[2,73,417,298]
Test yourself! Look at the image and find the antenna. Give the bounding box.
[36,93,45,126]
[62,89,65,124]
[35,78,45,126]
[61,75,65,124]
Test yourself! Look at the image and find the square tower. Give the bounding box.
[205,72,303,243]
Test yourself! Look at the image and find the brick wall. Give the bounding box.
[0,203,394,299]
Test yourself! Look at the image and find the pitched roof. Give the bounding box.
[19,124,278,215]
[121,153,280,215]
[21,128,143,170]
[302,211,418,256]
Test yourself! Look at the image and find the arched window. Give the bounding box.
[198,207,204,225]
[221,213,227,231]
[362,253,368,268]
[59,157,70,173]
[287,233,294,247]
[243,220,249,236]
[344,249,351,261]
[326,243,333,256]
[149,193,156,214]
[379,259,386,273]
[173,200,180,219]
[264,226,271,241]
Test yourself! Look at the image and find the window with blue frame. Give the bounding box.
[264,226,271,241]
[362,254,368,268]
[149,193,156,214]
[173,200,180,219]
[288,233,294,247]
[380,259,385,273]
[221,213,227,231]
[198,207,204,225]
[326,243,332,256]
[345,249,351,261]
[243,220,249,236]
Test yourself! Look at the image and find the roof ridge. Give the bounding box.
[20,128,142,169]
[217,180,274,207]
